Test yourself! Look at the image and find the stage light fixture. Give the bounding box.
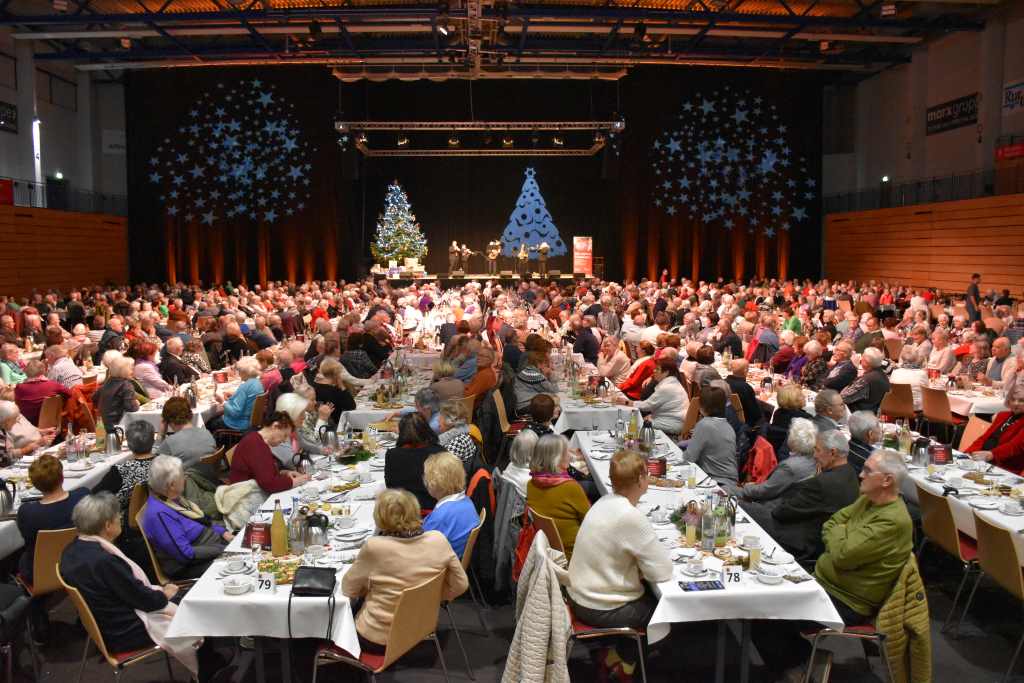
[397,134,410,146]
[502,136,514,147]
[611,115,626,133]
[448,134,460,147]
[54,171,64,180]
[593,131,606,144]
[552,135,564,146]
[438,24,449,36]
[334,113,349,133]
[881,175,890,183]
[356,131,368,144]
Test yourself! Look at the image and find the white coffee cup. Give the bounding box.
[652,509,670,524]
[226,559,247,573]
[686,558,704,575]
[336,516,357,529]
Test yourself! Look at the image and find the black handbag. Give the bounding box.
[287,566,338,640]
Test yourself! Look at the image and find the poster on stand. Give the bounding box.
[573,236,593,275]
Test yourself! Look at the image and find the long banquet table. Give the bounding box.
[572,430,843,682]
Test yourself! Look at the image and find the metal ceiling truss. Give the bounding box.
[342,120,623,130]
[354,141,606,156]
[1,0,987,75]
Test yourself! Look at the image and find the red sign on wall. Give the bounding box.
[573,236,593,275]
[996,143,1024,161]
[0,179,12,206]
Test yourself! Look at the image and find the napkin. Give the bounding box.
[349,481,384,501]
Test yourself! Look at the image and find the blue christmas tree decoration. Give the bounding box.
[500,168,567,259]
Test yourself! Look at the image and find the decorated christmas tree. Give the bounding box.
[371,181,428,264]
[500,167,568,259]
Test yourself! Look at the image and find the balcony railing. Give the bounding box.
[2,176,127,216]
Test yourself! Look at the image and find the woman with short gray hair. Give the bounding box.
[526,433,591,558]
[94,419,157,511]
[740,418,818,504]
[501,429,539,496]
[140,455,232,580]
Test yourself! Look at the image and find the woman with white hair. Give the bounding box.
[204,355,264,434]
[94,355,140,431]
[799,340,829,389]
[272,392,331,466]
[0,400,55,456]
[501,429,539,496]
[740,418,818,503]
[140,455,232,579]
[94,420,157,513]
[926,328,956,374]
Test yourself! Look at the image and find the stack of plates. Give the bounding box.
[218,560,255,578]
[368,456,386,470]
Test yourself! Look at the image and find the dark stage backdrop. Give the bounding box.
[125,67,824,285]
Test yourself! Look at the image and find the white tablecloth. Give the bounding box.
[119,379,239,432]
[168,458,387,658]
[947,391,1006,416]
[554,397,641,434]
[573,431,843,643]
[0,447,133,559]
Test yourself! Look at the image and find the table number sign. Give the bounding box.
[721,566,743,585]
[257,572,277,593]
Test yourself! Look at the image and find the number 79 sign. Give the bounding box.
[257,572,276,593]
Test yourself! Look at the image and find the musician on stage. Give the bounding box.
[460,243,476,272]
[448,240,460,274]
[516,243,529,276]
[531,241,551,277]
[485,240,501,276]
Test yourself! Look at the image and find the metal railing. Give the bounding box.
[2,176,128,216]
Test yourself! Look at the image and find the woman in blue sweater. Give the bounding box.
[422,451,479,558]
[206,356,265,433]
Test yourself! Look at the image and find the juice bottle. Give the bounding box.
[270,499,289,557]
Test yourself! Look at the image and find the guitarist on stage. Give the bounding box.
[530,241,551,277]
[516,243,529,277]
[448,241,461,274]
[485,240,501,276]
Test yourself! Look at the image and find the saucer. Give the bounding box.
[679,567,707,578]
[969,499,1000,511]
[761,551,795,565]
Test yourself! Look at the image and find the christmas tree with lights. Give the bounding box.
[371,181,428,264]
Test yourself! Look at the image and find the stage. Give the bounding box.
[369,272,582,288]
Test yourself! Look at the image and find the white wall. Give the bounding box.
[823,1,1024,195]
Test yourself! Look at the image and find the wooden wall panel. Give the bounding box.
[0,206,129,297]
[824,194,1024,294]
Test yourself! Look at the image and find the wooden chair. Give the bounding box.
[14,527,77,680]
[214,392,267,447]
[914,484,978,636]
[879,383,916,423]
[929,304,946,321]
[961,514,1024,682]
[82,374,98,386]
[491,388,525,436]
[249,392,268,426]
[837,299,852,314]
[952,304,968,320]
[442,508,488,679]
[454,395,476,423]
[958,415,991,451]
[56,566,176,683]
[729,393,745,425]
[921,386,966,445]
[311,571,452,683]
[127,483,149,530]
[680,399,702,440]
[199,445,227,469]
[984,317,1006,335]
[37,395,64,431]
[566,602,648,683]
[883,338,904,363]
[528,508,564,553]
[135,506,197,589]
[226,445,237,466]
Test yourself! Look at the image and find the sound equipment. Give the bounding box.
[500,270,514,277]
[452,270,465,277]
[548,270,561,277]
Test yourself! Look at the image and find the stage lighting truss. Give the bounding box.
[344,120,622,157]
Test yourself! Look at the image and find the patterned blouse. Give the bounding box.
[959,357,989,379]
[800,357,830,390]
[112,457,154,508]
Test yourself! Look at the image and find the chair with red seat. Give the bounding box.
[55,565,176,683]
[310,570,452,683]
[565,601,648,683]
[914,483,978,636]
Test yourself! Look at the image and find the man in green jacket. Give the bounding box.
[815,448,913,624]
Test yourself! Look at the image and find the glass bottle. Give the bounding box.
[288,501,307,556]
[898,420,912,455]
[270,499,289,557]
[701,494,717,552]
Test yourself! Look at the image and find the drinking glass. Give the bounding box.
[251,543,263,567]
[304,544,325,567]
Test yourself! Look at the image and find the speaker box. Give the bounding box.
[500,270,514,277]
[451,270,465,277]
[548,270,561,277]
[573,272,587,279]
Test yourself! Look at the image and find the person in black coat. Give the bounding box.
[821,341,857,392]
[572,317,600,366]
[158,337,200,386]
[312,358,357,426]
[840,348,891,415]
[724,359,763,429]
[383,413,446,511]
[747,429,860,563]
[711,319,743,359]
[362,325,393,368]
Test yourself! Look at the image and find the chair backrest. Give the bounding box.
[467,424,483,450]
[82,374,98,386]
[952,304,968,320]
[958,415,991,451]
[884,338,904,362]
[135,505,172,586]
[528,508,564,553]
[920,386,954,424]
[56,565,121,667]
[492,388,511,433]
[199,445,227,468]
[249,393,268,427]
[30,527,77,596]
[38,394,65,431]
[127,483,149,530]
[879,383,916,421]
[929,304,945,321]
[382,571,447,671]
[983,317,1005,335]
[729,393,745,425]
[680,398,702,439]
[837,299,852,313]
[455,395,476,422]
[974,513,1024,601]
[915,484,968,562]
[226,445,237,465]
[461,508,487,570]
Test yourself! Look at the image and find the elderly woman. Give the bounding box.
[514,349,559,413]
[526,433,591,558]
[17,454,89,583]
[953,338,991,381]
[205,356,264,434]
[94,356,140,431]
[741,418,817,504]
[770,330,798,374]
[384,413,446,511]
[429,361,465,402]
[342,488,467,654]
[140,456,232,579]
[784,336,811,381]
[0,400,55,456]
[597,336,631,386]
[501,429,539,497]
[255,349,282,394]
[798,340,829,389]
[567,451,672,680]
[898,325,932,370]
[616,357,688,436]
[422,451,480,558]
[181,338,211,375]
[682,385,738,490]
[927,328,957,374]
[340,332,377,379]
[312,357,357,426]
[156,397,217,470]
[95,421,157,513]
[127,340,171,399]
[847,411,881,474]
[437,401,479,468]
[271,392,329,467]
[965,383,1024,474]
[770,383,813,433]
[618,341,656,400]
[463,346,498,407]
[59,493,223,680]
[691,345,719,390]
[228,412,310,493]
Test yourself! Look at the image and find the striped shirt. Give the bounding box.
[47,356,83,389]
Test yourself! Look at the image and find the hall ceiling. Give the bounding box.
[0,0,996,76]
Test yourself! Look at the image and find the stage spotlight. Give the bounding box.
[448,134,460,147]
[502,136,514,147]
[397,134,409,146]
[611,115,626,133]
[552,135,564,146]
[334,113,349,133]
[593,131,606,144]
[54,171,64,180]
[881,175,890,183]
[356,131,368,144]
[438,24,449,36]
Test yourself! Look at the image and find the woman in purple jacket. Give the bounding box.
[140,456,234,579]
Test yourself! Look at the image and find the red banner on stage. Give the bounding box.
[573,235,593,275]
[996,143,1024,161]
[0,179,12,206]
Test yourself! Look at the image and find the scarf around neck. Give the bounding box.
[530,471,575,489]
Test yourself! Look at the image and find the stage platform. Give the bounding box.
[370,273,582,288]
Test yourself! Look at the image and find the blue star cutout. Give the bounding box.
[700,99,715,115]
[764,227,776,237]
[791,207,808,221]
[264,209,277,223]
[772,190,783,201]
[257,92,274,107]
[167,206,178,216]
[804,192,814,200]
[667,139,681,155]
[666,206,676,216]
[185,213,194,222]
[252,79,262,87]
[189,164,204,178]
[288,165,303,181]
[662,180,672,190]
[806,178,816,187]
[195,197,206,208]
[149,172,161,183]
[201,211,215,225]
[169,190,178,199]
[297,202,305,210]
[176,153,188,163]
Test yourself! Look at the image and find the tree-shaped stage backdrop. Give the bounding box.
[371,180,429,265]
[500,168,568,259]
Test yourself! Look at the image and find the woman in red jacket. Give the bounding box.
[228,411,310,493]
[965,383,1024,474]
[618,341,657,400]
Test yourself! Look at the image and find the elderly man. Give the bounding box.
[815,449,913,625]
[725,358,763,428]
[983,337,1018,389]
[0,315,18,345]
[0,400,55,456]
[93,316,125,364]
[14,360,71,426]
[597,336,631,386]
[596,296,620,338]
[159,337,200,386]
[812,389,846,433]
[0,344,26,385]
[847,411,881,474]
[44,345,83,389]
[711,317,743,358]
[839,347,890,414]
[755,429,860,563]
[853,314,883,354]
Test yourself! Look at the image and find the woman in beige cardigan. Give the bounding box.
[341,488,468,652]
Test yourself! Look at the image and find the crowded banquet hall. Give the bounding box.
[1,0,1024,681]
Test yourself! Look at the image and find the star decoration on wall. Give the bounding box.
[148,79,315,227]
[650,86,816,238]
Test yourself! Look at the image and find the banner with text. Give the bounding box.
[1004,80,1024,117]
[926,93,978,136]
[573,236,593,275]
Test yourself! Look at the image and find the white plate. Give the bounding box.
[756,572,785,585]
[761,551,795,565]
[999,506,1024,517]
[969,499,1001,510]
[222,577,254,595]
[67,462,94,472]
[218,562,255,576]
[679,568,708,578]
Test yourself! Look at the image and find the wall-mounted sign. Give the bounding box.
[102,129,126,155]
[1003,80,1024,117]
[0,101,16,134]
[926,93,978,136]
